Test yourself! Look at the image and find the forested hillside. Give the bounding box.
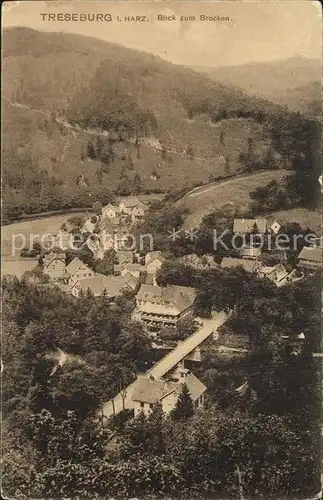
[3,27,307,222]
[3,28,320,223]
[274,81,321,119]
[193,56,321,118]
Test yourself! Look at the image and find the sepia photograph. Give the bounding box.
[1,1,322,498]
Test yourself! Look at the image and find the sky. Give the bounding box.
[2,1,322,67]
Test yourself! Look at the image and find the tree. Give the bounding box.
[151,168,159,179]
[176,317,197,339]
[99,142,114,165]
[94,249,117,276]
[67,215,85,231]
[161,145,167,160]
[132,173,142,194]
[119,403,166,459]
[224,157,231,175]
[95,167,104,182]
[135,136,140,159]
[93,135,103,157]
[86,138,95,159]
[186,145,194,160]
[171,383,194,421]
[127,154,135,170]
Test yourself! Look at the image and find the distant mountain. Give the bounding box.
[192,56,321,116]
[273,81,321,119]
[2,28,310,221]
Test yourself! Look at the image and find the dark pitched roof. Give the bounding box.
[74,274,125,297]
[124,263,145,272]
[102,203,120,214]
[122,271,140,291]
[184,372,207,401]
[136,284,197,313]
[66,257,90,275]
[132,372,206,404]
[43,251,66,267]
[298,246,323,263]
[132,376,176,404]
[145,250,167,265]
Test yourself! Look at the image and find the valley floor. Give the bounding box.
[177,169,289,229]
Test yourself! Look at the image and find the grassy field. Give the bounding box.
[177,170,288,229]
[267,208,321,235]
[1,211,91,257]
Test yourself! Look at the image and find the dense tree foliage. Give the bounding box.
[2,265,321,498]
[171,383,194,421]
[2,277,151,421]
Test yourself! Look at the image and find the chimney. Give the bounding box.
[178,367,190,379]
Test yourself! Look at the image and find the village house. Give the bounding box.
[145,251,164,266]
[101,203,120,221]
[134,284,197,330]
[221,257,288,285]
[240,246,262,260]
[100,229,131,252]
[145,251,167,285]
[122,271,140,292]
[119,196,147,222]
[131,204,146,221]
[121,263,146,279]
[113,250,135,276]
[258,263,288,284]
[269,220,282,234]
[122,273,140,292]
[131,369,206,417]
[70,274,126,299]
[43,252,66,281]
[82,215,99,235]
[233,218,267,235]
[97,219,117,237]
[66,257,95,286]
[297,246,323,270]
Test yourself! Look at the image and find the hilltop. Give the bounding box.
[2,28,313,221]
[193,56,321,117]
[274,81,321,119]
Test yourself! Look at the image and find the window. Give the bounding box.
[140,402,144,408]
[149,403,153,409]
